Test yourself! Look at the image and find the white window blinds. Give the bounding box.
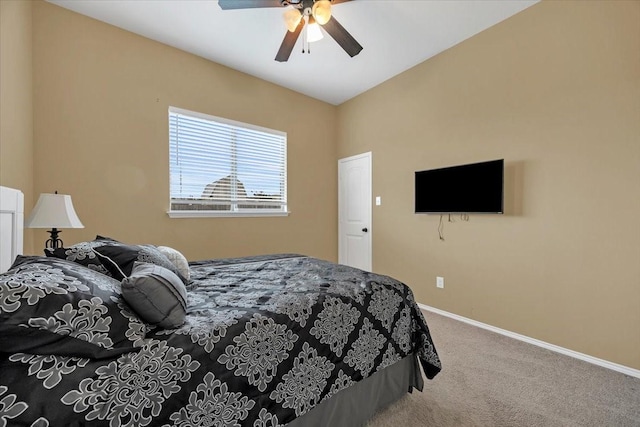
[169,107,287,216]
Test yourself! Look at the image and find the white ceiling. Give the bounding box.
[48,0,538,105]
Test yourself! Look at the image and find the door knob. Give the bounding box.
[362,227,368,232]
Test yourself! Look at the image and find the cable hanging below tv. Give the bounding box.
[415,159,504,214]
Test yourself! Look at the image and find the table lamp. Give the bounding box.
[25,191,84,249]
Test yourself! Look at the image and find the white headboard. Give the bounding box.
[0,186,24,272]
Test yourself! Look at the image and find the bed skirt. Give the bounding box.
[288,353,424,427]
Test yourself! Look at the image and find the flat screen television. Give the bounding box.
[415,159,504,214]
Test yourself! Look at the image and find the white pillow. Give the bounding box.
[156,246,190,281]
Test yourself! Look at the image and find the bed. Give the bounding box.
[0,186,441,427]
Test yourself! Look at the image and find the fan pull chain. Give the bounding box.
[302,19,306,54]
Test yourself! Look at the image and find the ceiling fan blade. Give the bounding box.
[275,19,305,62]
[321,16,363,57]
[218,0,282,10]
[329,0,353,4]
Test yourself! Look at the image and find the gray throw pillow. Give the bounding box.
[121,262,187,329]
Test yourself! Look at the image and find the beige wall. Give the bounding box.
[31,1,338,262]
[0,0,34,254]
[338,1,640,369]
[4,0,638,369]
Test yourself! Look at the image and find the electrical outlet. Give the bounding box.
[436,276,444,289]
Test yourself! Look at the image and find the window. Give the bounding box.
[168,107,287,218]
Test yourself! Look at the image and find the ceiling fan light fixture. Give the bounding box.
[312,0,331,25]
[306,15,323,43]
[283,7,302,32]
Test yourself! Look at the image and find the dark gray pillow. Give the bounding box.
[43,236,122,276]
[44,239,112,276]
[93,243,188,285]
[1,256,146,359]
[121,262,187,329]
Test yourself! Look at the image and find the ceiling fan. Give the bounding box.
[218,0,363,62]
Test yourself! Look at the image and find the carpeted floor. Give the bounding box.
[368,311,640,426]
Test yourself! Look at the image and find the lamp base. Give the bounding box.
[45,228,63,249]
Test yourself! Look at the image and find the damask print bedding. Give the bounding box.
[0,253,441,427]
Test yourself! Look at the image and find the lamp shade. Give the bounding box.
[283,8,302,32]
[25,193,84,229]
[307,17,323,43]
[312,0,331,25]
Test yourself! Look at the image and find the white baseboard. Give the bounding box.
[418,303,640,380]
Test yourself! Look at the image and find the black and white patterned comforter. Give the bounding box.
[0,254,441,426]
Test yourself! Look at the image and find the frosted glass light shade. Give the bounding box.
[312,0,331,25]
[307,21,323,43]
[283,8,302,32]
[26,193,84,229]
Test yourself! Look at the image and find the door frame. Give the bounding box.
[338,151,372,271]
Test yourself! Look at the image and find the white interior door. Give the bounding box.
[338,152,372,271]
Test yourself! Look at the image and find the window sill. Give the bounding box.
[167,210,290,219]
